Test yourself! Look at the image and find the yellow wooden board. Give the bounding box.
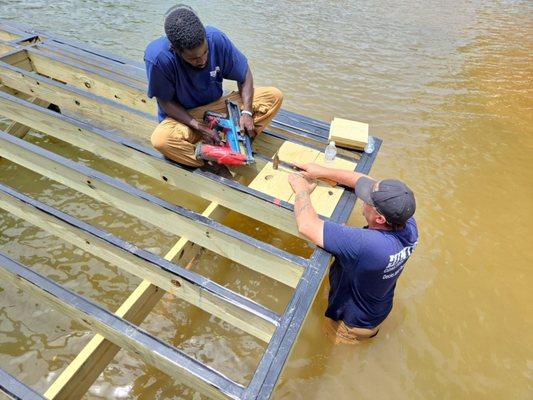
[250,141,357,218]
[277,141,318,165]
[249,162,294,202]
[329,117,368,150]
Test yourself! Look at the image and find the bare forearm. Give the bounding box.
[319,169,369,189]
[294,191,324,246]
[158,99,200,129]
[237,67,254,112]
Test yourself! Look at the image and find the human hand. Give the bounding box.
[288,173,317,194]
[295,163,327,180]
[199,125,221,145]
[239,113,256,138]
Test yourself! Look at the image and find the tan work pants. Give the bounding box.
[323,317,380,345]
[151,86,283,167]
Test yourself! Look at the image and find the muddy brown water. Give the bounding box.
[0,1,531,399]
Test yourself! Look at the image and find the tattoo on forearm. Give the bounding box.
[295,191,309,201]
[296,203,312,217]
[294,191,313,218]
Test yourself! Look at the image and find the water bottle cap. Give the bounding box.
[329,141,335,146]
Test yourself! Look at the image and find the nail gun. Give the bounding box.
[195,100,255,166]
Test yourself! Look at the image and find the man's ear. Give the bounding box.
[375,214,387,225]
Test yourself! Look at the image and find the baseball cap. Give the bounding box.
[355,177,416,226]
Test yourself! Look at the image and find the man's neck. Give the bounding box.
[367,221,392,231]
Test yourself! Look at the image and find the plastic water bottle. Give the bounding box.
[364,136,375,154]
[324,141,337,163]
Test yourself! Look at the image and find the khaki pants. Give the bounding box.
[323,317,380,345]
[151,86,283,167]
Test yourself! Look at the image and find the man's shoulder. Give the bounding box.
[205,26,234,49]
[144,36,173,65]
[205,26,226,41]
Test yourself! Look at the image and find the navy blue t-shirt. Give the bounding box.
[322,218,418,328]
[144,26,248,122]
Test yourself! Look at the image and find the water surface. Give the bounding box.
[0,1,531,399]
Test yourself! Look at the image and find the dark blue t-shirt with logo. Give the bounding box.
[322,218,418,328]
[144,26,248,122]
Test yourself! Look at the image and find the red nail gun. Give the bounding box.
[195,100,255,166]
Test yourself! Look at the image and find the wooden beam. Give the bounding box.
[0,131,307,287]
[27,49,156,115]
[21,47,349,156]
[36,41,146,86]
[4,97,49,139]
[0,183,279,342]
[45,204,220,400]
[0,91,300,237]
[0,60,154,141]
[0,252,244,400]
[0,30,20,42]
[0,43,14,56]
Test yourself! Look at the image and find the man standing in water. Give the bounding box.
[288,164,418,344]
[144,5,283,171]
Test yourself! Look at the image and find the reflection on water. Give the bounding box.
[0,1,532,399]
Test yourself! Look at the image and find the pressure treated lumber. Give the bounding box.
[0,90,299,237]
[0,252,243,400]
[0,184,278,342]
[27,48,156,114]
[328,117,369,150]
[0,131,306,287]
[0,56,155,141]
[44,203,221,400]
[0,43,13,55]
[0,30,19,41]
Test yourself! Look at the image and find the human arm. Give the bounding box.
[158,99,220,145]
[296,163,372,189]
[145,58,220,144]
[288,173,324,247]
[237,67,255,137]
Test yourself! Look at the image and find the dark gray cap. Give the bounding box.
[355,177,416,226]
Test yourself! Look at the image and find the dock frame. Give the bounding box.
[0,21,381,400]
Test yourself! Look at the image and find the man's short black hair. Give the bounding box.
[164,5,206,52]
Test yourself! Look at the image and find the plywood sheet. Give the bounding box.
[250,141,357,218]
[249,162,294,202]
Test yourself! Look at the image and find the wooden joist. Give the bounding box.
[0,252,244,400]
[0,56,154,141]
[0,91,300,237]
[0,183,279,342]
[0,42,13,56]
[45,203,220,400]
[0,131,307,287]
[26,48,155,114]
[0,30,20,41]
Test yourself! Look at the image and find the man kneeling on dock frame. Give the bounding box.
[288,165,418,344]
[144,5,282,173]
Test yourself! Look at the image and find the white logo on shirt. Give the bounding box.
[382,242,417,280]
[210,66,220,77]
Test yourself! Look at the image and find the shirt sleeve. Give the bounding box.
[322,220,364,261]
[145,60,175,101]
[217,31,248,83]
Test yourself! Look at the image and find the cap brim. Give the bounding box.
[355,176,377,205]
